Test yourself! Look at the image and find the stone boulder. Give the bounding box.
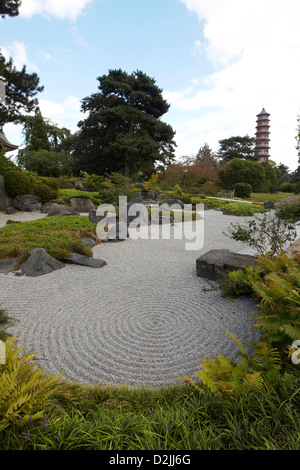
[18,248,65,277]
[47,209,80,217]
[69,197,96,213]
[105,221,129,241]
[264,200,274,209]
[0,257,19,273]
[164,199,184,209]
[125,200,149,225]
[14,195,42,212]
[146,190,158,201]
[65,253,107,268]
[81,237,97,248]
[41,202,71,214]
[196,249,256,281]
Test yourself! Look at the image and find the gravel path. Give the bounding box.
[0,210,261,387]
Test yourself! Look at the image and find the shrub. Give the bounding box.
[280,182,296,193]
[234,182,252,198]
[59,179,75,189]
[4,170,31,197]
[275,195,300,221]
[40,177,60,191]
[32,183,59,203]
[294,182,300,194]
[0,145,18,175]
[225,211,297,256]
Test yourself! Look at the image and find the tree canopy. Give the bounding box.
[217,135,257,164]
[0,0,21,17]
[74,69,176,178]
[0,51,43,126]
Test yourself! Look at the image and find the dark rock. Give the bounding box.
[164,199,184,209]
[0,257,19,273]
[264,200,274,209]
[146,190,158,201]
[14,195,42,212]
[152,215,174,225]
[106,221,129,241]
[126,200,149,224]
[5,206,18,214]
[65,253,107,268]
[47,209,80,217]
[196,249,256,281]
[81,237,97,247]
[89,209,108,224]
[41,202,70,213]
[19,248,65,277]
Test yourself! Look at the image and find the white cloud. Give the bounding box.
[39,95,82,132]
[20,0,95,22]
[171,0,300,169]
[0,41,39,72]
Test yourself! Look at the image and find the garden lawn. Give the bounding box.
[191,197,265,216]
[248,192,294,204]
[0,216,98,266]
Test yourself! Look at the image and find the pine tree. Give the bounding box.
[27,107,50,151]
[75,69,176,178]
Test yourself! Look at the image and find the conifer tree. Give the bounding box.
[27,107,50,151]
[74,69,176,178]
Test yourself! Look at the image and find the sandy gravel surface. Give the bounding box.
[0,209,261,387]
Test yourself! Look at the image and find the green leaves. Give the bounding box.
[75,69,175,177]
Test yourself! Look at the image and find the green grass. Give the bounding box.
[248,192,294,204]
[1,375,299,450]
[191,197,265,216]
[0,215,98,265]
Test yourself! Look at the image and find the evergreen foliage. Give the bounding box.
[0,52,43,126]
[27,107,50,152]
[74,69,176,178]
[0,0,21,17]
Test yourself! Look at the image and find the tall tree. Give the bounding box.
[0,0,21,17]
[23,116,71,152]
[0,51,43,127]
[217,135,257,164]
[74,69,176,178]
[27,107,50,151]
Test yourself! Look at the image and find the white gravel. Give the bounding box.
[0,209,261,387]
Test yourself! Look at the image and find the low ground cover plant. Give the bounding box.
[0,216,98,265]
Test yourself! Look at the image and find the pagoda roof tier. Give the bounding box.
[0,130,19,152]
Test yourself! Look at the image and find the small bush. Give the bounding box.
[59,179,75,189]
[275,195,300,221]
[32,184,59,203]
[234,182,252,199]
[40,177,60,191]
[4,170,31,197]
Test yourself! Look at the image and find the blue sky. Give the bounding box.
[1,0,300,170]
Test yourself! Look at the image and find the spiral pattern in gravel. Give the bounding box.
[0,212,260,387]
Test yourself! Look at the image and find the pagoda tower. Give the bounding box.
[0,77,19,152]
[255,108,270,162]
